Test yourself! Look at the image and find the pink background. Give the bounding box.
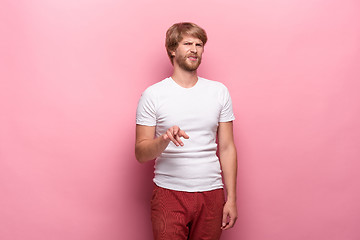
[1,0,360,239]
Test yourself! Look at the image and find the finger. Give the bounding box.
[166,130,179,146]
[223,224,231,230]
[173,125,179,136]
[223,215,237,230]
[167,130,180,146]
[221,223,229,230]
[168,127,174,136]
[221,212,228,229]
[162,134,169,141]
[175,134,184,146]
[179,130,189,139]
[227,217,236,229]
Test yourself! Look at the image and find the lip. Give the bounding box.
[188,56,198,61]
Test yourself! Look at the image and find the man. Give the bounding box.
[135,22,237,240]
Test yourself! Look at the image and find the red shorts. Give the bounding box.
[151,184,225,240]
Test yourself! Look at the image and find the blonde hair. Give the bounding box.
[165,22,207,64]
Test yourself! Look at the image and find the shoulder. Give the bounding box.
[141,78,170,97]
[199,77,229,92]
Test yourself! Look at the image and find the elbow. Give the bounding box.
[135,142,156,163]
[136,156,146,164]
[135,144,143,163]
[135,153,155,164]
[219,143,237,154]
[135,150,146,164]
[219,145,237,162]
[135,146,151,163]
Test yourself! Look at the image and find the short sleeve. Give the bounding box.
[136,89,157,126]
[219,85,235,122]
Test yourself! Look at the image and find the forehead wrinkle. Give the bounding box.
[181,35,203,44]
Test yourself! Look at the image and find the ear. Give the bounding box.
[171,51,175,56]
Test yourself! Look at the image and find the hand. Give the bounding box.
[221,200,238,230]
[162,125,189,146]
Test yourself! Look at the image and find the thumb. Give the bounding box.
[162,134,169,141]
[222,211,228,228]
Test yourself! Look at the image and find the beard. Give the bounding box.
[175,54,202,71]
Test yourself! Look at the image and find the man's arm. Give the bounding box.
[135,125,189,163]
[218,121,238,230]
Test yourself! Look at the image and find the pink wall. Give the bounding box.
[1,0,360,239]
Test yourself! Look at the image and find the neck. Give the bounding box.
[171,66,198,88]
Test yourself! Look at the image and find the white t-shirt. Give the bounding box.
[136,77,235,192]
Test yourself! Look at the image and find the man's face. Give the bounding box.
[172,35,204,71]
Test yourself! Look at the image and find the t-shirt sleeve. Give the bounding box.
[219,85,235,122]
[136,89,157,126]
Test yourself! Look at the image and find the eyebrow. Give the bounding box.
[183,41,203,45]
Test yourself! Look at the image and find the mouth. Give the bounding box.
[188,56,198,61]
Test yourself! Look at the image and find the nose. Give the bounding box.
[190,43,197,53]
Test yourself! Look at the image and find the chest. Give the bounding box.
[155,91,222,133]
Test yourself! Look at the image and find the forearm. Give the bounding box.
[135,134,170,163]
[219,144,237,202]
